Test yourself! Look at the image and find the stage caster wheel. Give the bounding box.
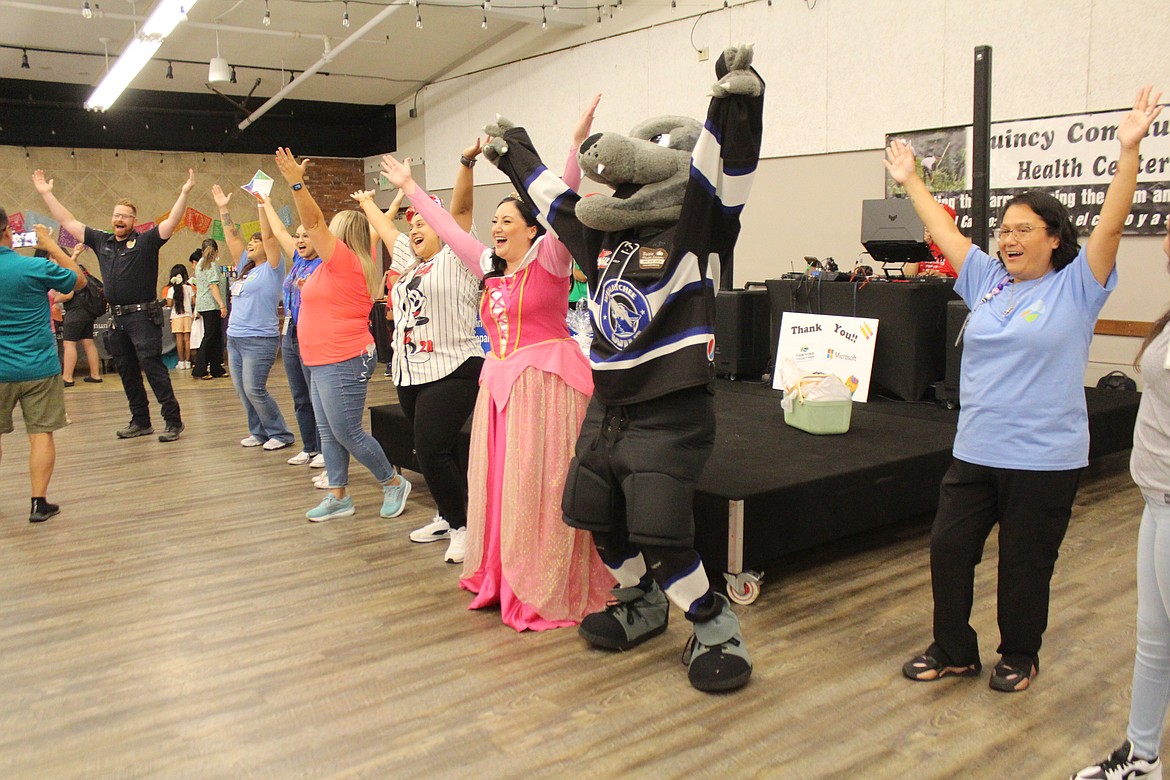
[943,400,958,410]
[724,571,763,605]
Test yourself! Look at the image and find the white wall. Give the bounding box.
[394,0,1170,383]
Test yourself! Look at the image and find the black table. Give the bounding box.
[765,277,960,401]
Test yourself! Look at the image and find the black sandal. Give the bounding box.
[902,652,981,682]
[989,656,1038,693]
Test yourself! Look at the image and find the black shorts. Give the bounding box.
[61,312,96,342]
[561,384,715,548]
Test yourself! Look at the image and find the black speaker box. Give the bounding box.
[714,289,771,379]
[933,299,969,408]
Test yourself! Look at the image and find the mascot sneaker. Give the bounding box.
[578,581,669,650]
[685,594,752,692]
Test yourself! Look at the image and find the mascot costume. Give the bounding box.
[481,45,764,692]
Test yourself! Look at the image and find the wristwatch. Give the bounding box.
[459,156,476,169]
[292,182,304,191]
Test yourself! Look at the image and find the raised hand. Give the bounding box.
[33,223,56,250]
[1118,85,1164,151]
[32,169,53,195]
[712,44,761,98]
[211,184,232,210]
[883,140,919,186]
[350,189,376,206]
[275,147,310,185]
[573,94,602,150]
[379,155,415,194]
[461,138,484,162]
[180,168,196,193]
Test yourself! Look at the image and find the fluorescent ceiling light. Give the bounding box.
[85,0,200,111]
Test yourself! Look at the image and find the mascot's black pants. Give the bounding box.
[562,384,720,621]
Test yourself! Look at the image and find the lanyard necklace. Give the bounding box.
[954,274,1013,346]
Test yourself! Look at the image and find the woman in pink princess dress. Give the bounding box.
[380,123,612,632]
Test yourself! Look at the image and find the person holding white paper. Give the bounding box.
[888,86,1162,694]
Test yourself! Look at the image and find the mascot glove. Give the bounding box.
[711,43,762,98]
[480,115,516,163]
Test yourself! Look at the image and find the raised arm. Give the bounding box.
[884,140,971,272]
[257,194,297,258]
[255,196,282,269]
[1085,85,1163,286]
[451,139,482,233]
[34,224,86,291]
[158,169,196,240]
[31,170,86,242]
[211,184,247,265]
[565,93,601,191]
[381,154,487,279]
[275,147,337,262]
[353,188,405,249]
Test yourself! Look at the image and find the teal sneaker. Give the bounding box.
[685,594,752,692]
[380,474,412,518]
[578,581,669,650]
[306,494,354,522]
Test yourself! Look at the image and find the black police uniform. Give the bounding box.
[85,226,182,430]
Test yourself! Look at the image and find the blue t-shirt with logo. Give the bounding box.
[226,251,285,339]
[0,247,77,382]
[953,244,1115,471]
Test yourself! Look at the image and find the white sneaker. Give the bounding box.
[309,453,326,468]
[287,450,314,466]
[444,527,467,564]
[313,471,330,489]
[262,438,291,451]
[241,435,264,447]
[409,514,450,543]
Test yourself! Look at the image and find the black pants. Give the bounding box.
[193,309,226,378]
[396,357,482,528]
[930,458,1082,667]
[108,309,181,428]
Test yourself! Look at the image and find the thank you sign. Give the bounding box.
[773,312,880,402]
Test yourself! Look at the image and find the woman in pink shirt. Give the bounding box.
[274,147,410,523]
[381,134,613,632]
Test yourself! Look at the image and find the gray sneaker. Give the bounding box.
[684,594,752,692]
[578,581,669,651]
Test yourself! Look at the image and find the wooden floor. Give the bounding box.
[0,362,1151,779]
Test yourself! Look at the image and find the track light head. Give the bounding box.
[229,66,237,84]
[165,61,173,79]
[342,2,350,27]
[82,1,93,19]
[21,50,29,69]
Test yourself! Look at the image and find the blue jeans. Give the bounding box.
[1128,496,1170,758]
[282,327,319,453]
[228,335,293,444]
[307,347,395,488]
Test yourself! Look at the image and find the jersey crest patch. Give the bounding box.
[599,278,652,349]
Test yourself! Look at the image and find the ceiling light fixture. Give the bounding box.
[595,5,601,23]
[82,1,94,19]
[342,1,350,28]
[165,60,173,78]
[540,5,546,29]
[85,0,201,111]
[262,0,271,27]
[229,65,237,84]
[481,4,487,29]
[208,28,230,83]
[20,49,29,69]
[415,7,422,28]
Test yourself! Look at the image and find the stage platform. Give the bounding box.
[369,380,1140,606]
[696,379,1141,603]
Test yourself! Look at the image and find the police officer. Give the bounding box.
[33,168,195,442]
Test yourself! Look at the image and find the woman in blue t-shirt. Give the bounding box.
[887,85,1163,694]
[212,184,293,451]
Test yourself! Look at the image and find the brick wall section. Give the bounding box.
[305,157,364,220]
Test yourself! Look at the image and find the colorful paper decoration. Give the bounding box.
[135,221,156,235]
[56,227,80,250]
[239,220,261,237]
[210,220,226,241]
[9,211,25,233]
[276,205,294,227]
[184,207,212,234]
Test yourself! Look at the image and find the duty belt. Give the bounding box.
[110,301,158,316]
